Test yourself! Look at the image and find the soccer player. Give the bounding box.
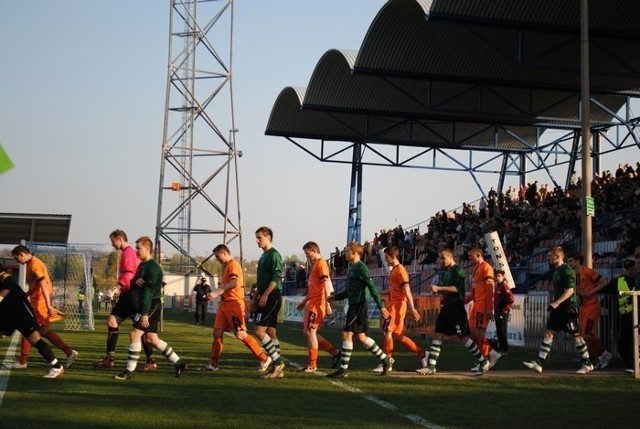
[0,264,65,378]
[416,248,489,375]
[96,230,156,371]
[296,241,341,372]
[10,245,78,369]
[115,236,187,380]
[523,246,593,374]
[466,247,502,371]
[372,246,426,373]
[566,252,612,369]
[252,226,286,379]
[203,244,271,371]
[326,242,391,379]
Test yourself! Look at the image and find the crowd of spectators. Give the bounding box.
[347,162,640,280]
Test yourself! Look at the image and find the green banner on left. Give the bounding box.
[0,143,14,174]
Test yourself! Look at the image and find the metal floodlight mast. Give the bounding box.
[155,0,242,275]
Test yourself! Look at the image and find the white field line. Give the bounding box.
[0,332,21,408]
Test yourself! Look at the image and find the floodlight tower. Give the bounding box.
[155,0,242,275]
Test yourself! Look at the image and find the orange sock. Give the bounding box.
[20,337,31,364]
[242,336,267,361]
[308,348,318,369]
[395,334,424,356]
[45,331,72,356]
[481,337,492,357]
[318,337,338,356]
[383,336,393,356]
[211,337,223,366]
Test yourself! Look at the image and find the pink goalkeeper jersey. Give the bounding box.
[119,245,140,292]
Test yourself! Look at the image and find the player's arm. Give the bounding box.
[37,276,62,316]
[403,283,420,321]
[209,276,237,299]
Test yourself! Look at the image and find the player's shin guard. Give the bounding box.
[106,327,119,357]
[318,337,338,356]
[142,334,155,359]
[157,340,180,364]
[211,337,224,367]
[340,341,353,370]
[34,339,57,365]
[363,336,387,360]
[464,338,484,361]
[394,333,423,356]
[20,336,31,364]
[242,336,267,361]
[126,341,142,372]
[428,339,442,367]
[574,335,590,362]
[538,337,553,362]
[260,335,281,362]
[45,331,72,356]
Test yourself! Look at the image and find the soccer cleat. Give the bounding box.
[95,357,115,369]
[203,364,219,371]
[479,359,490,373]
[5,362,28,369]
[489,351,502,369]
[263,361,285,379]
[143,360,158,372]
[420,352,430,368]
[302,367,317,373]
[372,363,384,373]
[65,350,79,369]
[175,362,188,378]
[416,367,436,375]
[470,363,480,372]
[331,351,342,369]
[326,369,348,378]
[380,357,393,376]
[43,366,65,379]
[523,360,543,373]
[576,362,594,374]
[598,351,613,370]
[114,370,133,380]
[258,356,272,372]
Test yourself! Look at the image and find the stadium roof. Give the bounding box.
[0,213,72,245]
[266,0,640,153]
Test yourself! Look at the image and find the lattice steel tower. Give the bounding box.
[156,0,242,275]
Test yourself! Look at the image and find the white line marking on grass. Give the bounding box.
[282,357,444,429]
[0,332,21,408]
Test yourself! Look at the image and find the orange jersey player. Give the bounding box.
[567,252,612,369]
[374,246,426,373]
[204,244,270,372]
[11,245,77,370]
[466,247,501,371]
[296,241,340,372]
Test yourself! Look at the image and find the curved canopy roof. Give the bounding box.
[266,0,640,154]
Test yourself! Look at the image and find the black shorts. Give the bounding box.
[0,297,40,338]
[132,300,162,334]
[111,289,138,321]
[546,301,579,334]
[343,302,369,334]
[435,301,471,337]
[254,291,281,328]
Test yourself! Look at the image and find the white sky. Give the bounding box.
[1,1,637,262]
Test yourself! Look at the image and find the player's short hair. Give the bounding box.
[568,251,583,264]
[302,241,320,253]
[468,247,484,257]
[135,236,153,253]
[346,242,364,256]
[439,248,454,258]
[213,244,230,254]
[549,246,565,258]
[384,246,400,258]
[255,226,273,240]
[495,268,506,275]
[109,229,128,241]
[11,245,31,257]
